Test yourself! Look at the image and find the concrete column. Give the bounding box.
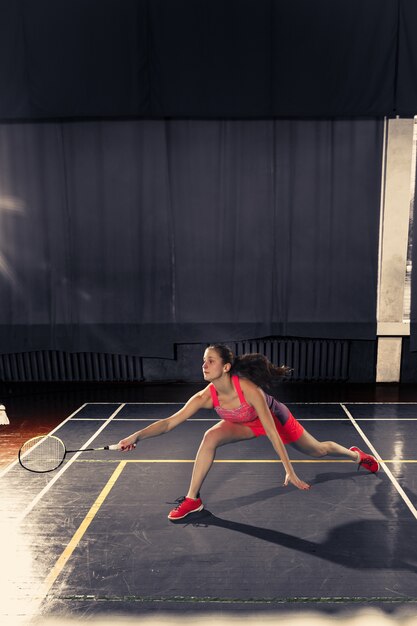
[376,118,415,382]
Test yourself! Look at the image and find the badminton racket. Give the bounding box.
[18,435,120,473]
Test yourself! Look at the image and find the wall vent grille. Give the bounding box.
[0,338,350,382]
[231,338,350,382]
[0,351,144,382]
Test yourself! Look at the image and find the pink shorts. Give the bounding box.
[246,411,304,444]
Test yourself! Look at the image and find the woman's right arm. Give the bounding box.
[118,388,213,451]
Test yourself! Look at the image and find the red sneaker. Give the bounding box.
[350,446,379,473]
[168,496,204,520]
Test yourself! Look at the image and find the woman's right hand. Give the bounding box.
[118,434,138,451]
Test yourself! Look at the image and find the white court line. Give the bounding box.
[70,402,127,405]
[76,401,417,407]
[86,402,184,405]
[342,402,417,405]
[70,417,349,422]
[286,402,417,406]
[72,417,222,422]
[120,401,417,406]
[123,401,417,405]
[13,404,126,525]
[340,403,417,522]
[0,403,89,480]
[356,418,417,421]
[68,416,417,422]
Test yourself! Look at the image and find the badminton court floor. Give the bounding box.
[1,401,417,622]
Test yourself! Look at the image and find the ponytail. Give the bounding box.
[208,343,291,389]
[231,353,291,389]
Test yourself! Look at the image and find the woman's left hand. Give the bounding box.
[284,471,311,490]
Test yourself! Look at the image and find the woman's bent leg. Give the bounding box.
[168,421,255,519]
[187,420,255,499]
[290,429,379,472]
[290,429,358,460]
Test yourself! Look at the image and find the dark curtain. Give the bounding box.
[397,0,417,116]
[0,0,149,119]
[410,146,417,351]
[0,0,399,119]
[0,119,383,357]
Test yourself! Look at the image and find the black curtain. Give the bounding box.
[0,0,401,120]
[397,0,417,116]
[410,144,417,351]
[0,119,383,357]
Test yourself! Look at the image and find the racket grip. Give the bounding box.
[107,444,120,451]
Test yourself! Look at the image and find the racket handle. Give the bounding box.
[106,444,120,451]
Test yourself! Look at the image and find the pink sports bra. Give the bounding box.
[209,375,258,423]
[209,375,290,426]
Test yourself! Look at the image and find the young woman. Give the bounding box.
[118,344,379,520]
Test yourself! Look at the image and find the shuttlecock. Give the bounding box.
[0,405,9,425]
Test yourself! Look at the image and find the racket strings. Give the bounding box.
[19,435,66,472]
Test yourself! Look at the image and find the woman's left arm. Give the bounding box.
[243,381,310,491]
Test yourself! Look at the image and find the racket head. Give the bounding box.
[18,435,66,473]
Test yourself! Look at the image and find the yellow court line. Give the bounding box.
[39,460,126,598]
[73,458,417,464]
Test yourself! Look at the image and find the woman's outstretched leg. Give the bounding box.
[290,430,379,472]
[168,421,254,520]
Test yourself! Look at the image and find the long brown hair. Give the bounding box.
[207,343,292,389]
